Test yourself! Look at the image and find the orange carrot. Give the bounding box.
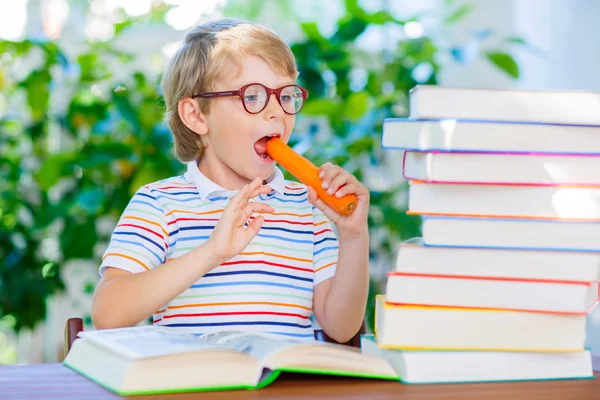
[266,137,358,216]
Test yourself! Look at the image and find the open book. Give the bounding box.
[63,325,399,396]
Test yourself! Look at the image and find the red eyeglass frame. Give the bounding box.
[192,82,309,115]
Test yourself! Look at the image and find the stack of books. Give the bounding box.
[361,85,600,384]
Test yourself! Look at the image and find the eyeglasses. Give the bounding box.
[192,83,309,115]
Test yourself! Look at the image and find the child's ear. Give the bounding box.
[178,98,209,136]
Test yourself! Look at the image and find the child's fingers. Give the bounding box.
[307,186,326,211]
[228,182,251,212]
[326,172,352,196]
[333,182,358,198]
[318,163,333,179]
[244,215,265,241]
[250,185,272,199]
[307,185,318,204]
[231,178,262,209]
[307,186,340,223]
[246,177,263,196]
[321,165,341,189]
[243,202,274,217]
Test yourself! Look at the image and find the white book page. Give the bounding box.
[196,331,323,363]
[78,326,243,360]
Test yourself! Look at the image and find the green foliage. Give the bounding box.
[445,4,474,23]
[486,51,520,79]
[0,0,522,333]
[0,33,181,332]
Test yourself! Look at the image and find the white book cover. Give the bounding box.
[361,335,594,384]
[374,296,587,351]
[409,85,600,125]
[408,182,600,220]
[420,216,600,252]
[395,238,600,282]
[402,151,600,186]
[381,119,600,154]
[385,272,598,314]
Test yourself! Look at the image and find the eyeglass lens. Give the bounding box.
[242,84,304,114]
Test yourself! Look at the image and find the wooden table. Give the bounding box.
[2,357,600,400]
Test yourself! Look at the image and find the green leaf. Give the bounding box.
[343,92,369,121]
[291,42,322,70]
[39,41,68,68]
[77,52,111,82]
[42,262,57,279]
[505,36,526,45]
[301,22,326,44]
[31,199,62,230]
[114,19,134,36]
[444,4,474,23]
[19,70,51,122]
[34,152,77,191]
[345,0,361,14]
[60,217,97,259]
[79,142,133,169]
[332,17,368,43]
[139,99,160,133]
[301,98,343,118]
[77,53,97,81]
[0,40,32,56]
[323,48,351,71]
[486,51,519,78]
[347,136,374,155]
[67,90,109,130]
[113,89,142,133]
[367,11,397,25]
[83,281,95,294]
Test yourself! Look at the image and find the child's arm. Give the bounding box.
[307,163,371,343]
[313,231,369,343]
[92,244,221,329]
[92,178,273,329]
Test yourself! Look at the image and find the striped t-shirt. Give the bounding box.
[99,160,338,339]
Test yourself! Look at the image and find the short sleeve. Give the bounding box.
[99,186,168,276]
[312,206,338,285]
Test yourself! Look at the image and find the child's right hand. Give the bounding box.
[207,177,274,264]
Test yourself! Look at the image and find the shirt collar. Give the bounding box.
[184,160,286,200]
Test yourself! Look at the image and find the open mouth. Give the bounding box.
[254,134,280,160]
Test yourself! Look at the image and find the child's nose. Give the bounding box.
[263,93,285,119]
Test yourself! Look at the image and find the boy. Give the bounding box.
[91,18,370,343]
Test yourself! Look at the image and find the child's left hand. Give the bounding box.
[306,163,370,238]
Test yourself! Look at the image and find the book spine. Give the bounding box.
[402,151,408,180]
[406,178,600,188]
[383,300,589,315]
[420,214,600,224]
[384,116,600,128]
[410,210,600,223]
[387,271,594,286]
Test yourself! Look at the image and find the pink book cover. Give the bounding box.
[401,151,600,187]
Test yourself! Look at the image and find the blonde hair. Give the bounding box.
[161,19,299,162]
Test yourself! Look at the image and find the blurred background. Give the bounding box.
[2,0,600,364]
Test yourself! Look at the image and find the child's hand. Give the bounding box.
[307,163,370,238]
[208,178,274,264]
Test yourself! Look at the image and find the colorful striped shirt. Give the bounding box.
[99,160,338,339]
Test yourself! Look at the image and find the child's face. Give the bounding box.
[200,55,296,185]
